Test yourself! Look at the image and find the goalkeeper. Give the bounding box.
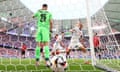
[33,4,53,67]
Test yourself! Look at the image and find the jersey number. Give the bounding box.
[40,14,46,22]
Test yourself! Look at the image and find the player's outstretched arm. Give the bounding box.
[69,29,75,32]
[32,11,39,18]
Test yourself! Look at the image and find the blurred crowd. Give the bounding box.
[0,32,120,59]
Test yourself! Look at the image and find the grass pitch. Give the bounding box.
[0,58,105,72]
[97,59,120,71]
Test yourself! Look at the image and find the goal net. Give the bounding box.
[90,5,120,72]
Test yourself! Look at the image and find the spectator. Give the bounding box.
[21,43,27,58]
[93,33,101,59]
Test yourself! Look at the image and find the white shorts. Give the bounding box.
[68,42,83,49]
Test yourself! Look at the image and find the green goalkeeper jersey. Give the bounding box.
[34,9,52,29]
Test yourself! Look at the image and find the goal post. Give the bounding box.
[85,0,96,66]
[86,0,120,71]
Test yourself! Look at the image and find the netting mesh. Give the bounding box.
[91,8,120,71]
[0,0,119,72]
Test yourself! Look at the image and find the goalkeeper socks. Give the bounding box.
[44,46,52,67]
[44,46,50,59]
[35,46,40,60]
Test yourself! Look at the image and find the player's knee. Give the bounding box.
[37,42,41,47]
[44,42,49,46]
[81,47,86,53]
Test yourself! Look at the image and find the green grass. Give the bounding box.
[98,59,120,71]
[0,58,105,72]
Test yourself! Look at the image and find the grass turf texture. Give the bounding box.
[97,59,120,71]
[0,58,106,72]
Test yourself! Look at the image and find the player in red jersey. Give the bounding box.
[21,43,27,58]
[93,33,101,59]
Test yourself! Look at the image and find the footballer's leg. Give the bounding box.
[97,47,102,59]
[52,42,57,56]
[35,28,42,66]
[42,28,51,67]
[35,44,41,66]
[40,46,44,61]
[66,45,71,59]
[23,50,25,58]
[66,48,71,59]
[43,42,51,67]
[79,43,90,64]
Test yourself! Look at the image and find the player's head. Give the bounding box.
[61,32,64,35]
[55,34,58,39]
[76,22,83,29]
[42,4,48,10]
[94,32,98,36]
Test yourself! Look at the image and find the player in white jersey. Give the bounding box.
[52,32,65,55]
[68,23,90,64]
[68,23,85,50]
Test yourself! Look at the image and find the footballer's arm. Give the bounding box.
[50,19,53,32]
[69,29,75,32]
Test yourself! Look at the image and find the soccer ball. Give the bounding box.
[50,54,68,72]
